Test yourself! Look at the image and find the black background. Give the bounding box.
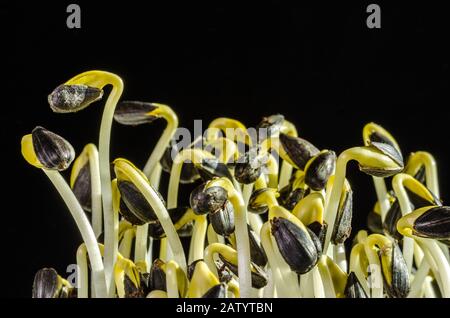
[4,1,450,298]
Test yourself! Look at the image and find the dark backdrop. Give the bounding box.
[4,1,450,297]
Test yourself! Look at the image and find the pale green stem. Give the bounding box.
[87,144,102,238]
[422,153,440,198]
[392,176,415,274]
[333,243,347,273]
[189,216,207,263]
[143,113,178,178]
[165,262,179,298]
[260,223,292,297]
[116,162,187,271]
[119,228,135,259]
[76,244,89,298]
[300,272,315,298]
[278,160,293,190]
[262,269,275,298]
[207,223,220,245]
[323,153,348,253]
[424,276,437,298]
[408,260,430,298]
[99,82,123,297]
[43,170,106,297]
[417,238,450,297]
[231,197,252,298]
[146,239,154,272]
[317,258,337,298]
[364,243,384,298]
[167,150,213,209]
[159,238,168,262]
[312,266,325,298]
[349,245,371,296]
[372,176,390,222]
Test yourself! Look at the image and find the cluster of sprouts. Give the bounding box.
[23,70,450,298]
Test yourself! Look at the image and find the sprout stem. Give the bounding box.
[143,107,178,178]
[165,261,180,298]
[190,216,207,263]
[119,228,135,260]
[167,149,214,209]
[86,144,102,238]
[98,76,123,297]
[372,177,390,222]
[260,223,292,297]
[312,266,325,298]
[417,238,450,297]
[333,243,347,273]
[278,161,293,190]
[392,174,417,274]
[408,260,430,298]
[43,169,107,297]
[363,242,384,298]
[115,160,187,272]
[76,244,89,298]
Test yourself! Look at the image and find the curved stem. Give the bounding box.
[364,243,384,298]
[143,109,178,178]
[417,238,450,297]
[99,76,123,297]
[43,170,106,297]
[167,149,214,209]
[349,243,370,296]
[392,174,417,275]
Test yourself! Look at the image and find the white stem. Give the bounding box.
[189,216,207,263]
[118,228,135,259]
[134,225,148,265]
[146,239,154,272]
[76,244,89,298]
[364,243,384,298]
[278,161,293,190]
[99,83,123,297]
[118,162,187,271]
[233,202,252,298]
[260,223,292,297]
[87,145,102,238]
[424,276,437,298]
[417,238,450,297]
[44,170,106,297]
[143,114,178,178]
[392,176,415,274]
[372,177,390,222]
[263,269,275,298]
[165,262,179,298]
[323,155,348,253]
[408,260,430,298]
[334,243,348,273]
[312,266,325,298]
